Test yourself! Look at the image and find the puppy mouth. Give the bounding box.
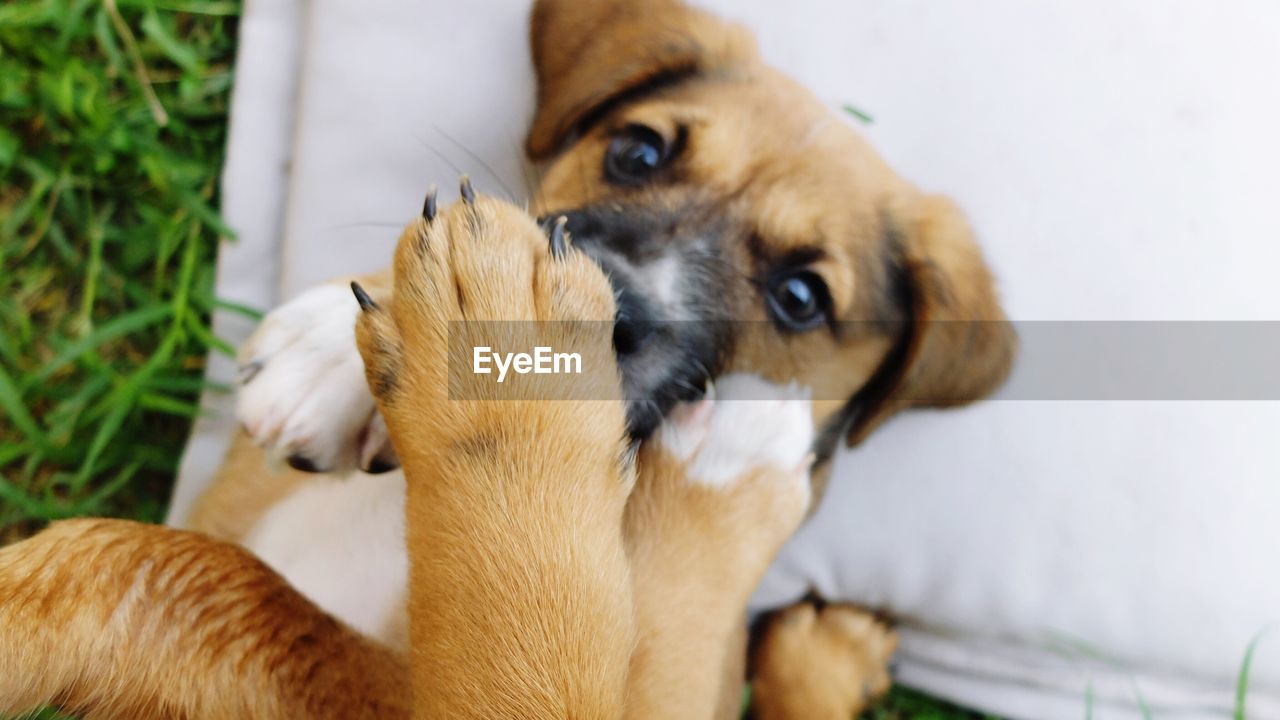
[615,331,716,440]
[613,309,718,441]
[538,208,728,440]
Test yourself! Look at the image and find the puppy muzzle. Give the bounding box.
[540,206,734,440]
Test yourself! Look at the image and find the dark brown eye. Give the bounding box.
[604,125,668,185]
[767,271,830,331]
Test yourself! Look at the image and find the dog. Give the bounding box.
[4,190,824,718]
[0,0,1014,716]
[188,0,1014,713]
[191,0,1013,712]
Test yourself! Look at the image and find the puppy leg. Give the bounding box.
[234,269,396,475]
[355,187,634,719]
[0,518,407,720]
[749,601,897,719]
[183,432,310,542]
[623,374,815,720]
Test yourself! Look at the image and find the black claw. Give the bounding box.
[422,185,438,221]
[459,174,475,203]
[286,454,323,473]
[801,589,828,610]
[350,281,378,312]
[365,458,397,474]
[549,216,569,258]
[238,359,263,385]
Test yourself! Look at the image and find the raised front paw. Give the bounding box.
[631,374,814,573]
[236,281,396,475]
[660,373,814,530]
[354,179,622,446]
[750,602,897,720]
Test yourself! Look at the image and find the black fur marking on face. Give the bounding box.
[547,202,733,441]
[811,225,916,459]
[864,219,913,333]
[745,234,827,271]
[813,325,908,462]
[569,66,702,151]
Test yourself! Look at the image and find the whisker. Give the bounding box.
[522,155,546,213]
[511,130,551,214]
[410,131,465,179]
[670,368,711,397]
[432,124,517,203]
[324,221,411,233]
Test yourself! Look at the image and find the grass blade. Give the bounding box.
[0,364,47,448]
[1236,630,1267,720]
[30,304,174,383]
[843,103,875,125]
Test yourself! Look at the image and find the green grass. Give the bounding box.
[0,2,994,718]
[862,687,997,720]
[0,0,242,542]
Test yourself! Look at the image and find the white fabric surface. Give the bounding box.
[173,1,1280,717]
[170,0,304,522]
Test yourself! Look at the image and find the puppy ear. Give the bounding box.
[525,0,757,159]
[846,195,1017,445]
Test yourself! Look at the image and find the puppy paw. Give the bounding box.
[657,373,813,491]
[750,602,897,720]
[631,374,814,576]
[355,180,622,449]
[236,283,396,474]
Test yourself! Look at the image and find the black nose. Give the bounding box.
[539,211,598,244]
[612,287,657,357]
[538,210,658,357]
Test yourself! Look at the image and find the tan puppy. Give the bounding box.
[0,192,824,718]
[187,0,1013,715]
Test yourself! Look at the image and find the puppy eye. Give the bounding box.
[766,270,831,332]
[604,125,669,185]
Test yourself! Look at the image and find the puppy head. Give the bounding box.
[526,0,1015,456]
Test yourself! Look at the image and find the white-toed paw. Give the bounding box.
[641,373,815,556]
[236,283,395,475]
[657,373,814,489]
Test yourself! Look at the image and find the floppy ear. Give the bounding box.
[526,0,758,159]
[846,194,1017,445]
